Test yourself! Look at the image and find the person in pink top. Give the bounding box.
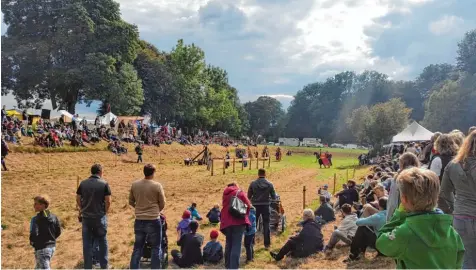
[220,183,251,269]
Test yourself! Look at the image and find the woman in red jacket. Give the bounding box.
[220,183,251,269]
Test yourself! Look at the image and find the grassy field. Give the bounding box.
[1,143,393,269]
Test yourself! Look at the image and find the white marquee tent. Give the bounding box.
[392,121,434,143]
[100,112,117,125]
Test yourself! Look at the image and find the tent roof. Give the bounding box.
[392,122,434,143]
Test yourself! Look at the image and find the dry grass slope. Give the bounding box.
[1,143,393,269]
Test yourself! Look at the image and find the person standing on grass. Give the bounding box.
[129,164,166,269]
[221,182,251,269]
[76,164,111,269]
[247,168,276,249]
[30,195,61,270]
[135,142,143,163]
[1,137,9,171]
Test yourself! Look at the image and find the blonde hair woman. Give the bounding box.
[429,133,459,180]
[439,131,476,269]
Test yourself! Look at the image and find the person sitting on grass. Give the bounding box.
[344,197,388,263]
[324,204,358,252]
[202,229,223,264]
[29,195,62,270]
[314,195,335,224]
[376,168,465,269]
[361,184,387,218]
[188,203,203,221]
[317,184,332,203]
[335,180,360,209]
[270,209,324,261]
[177,210,192,241]
[171,220,204,268]
[206,204,221,225]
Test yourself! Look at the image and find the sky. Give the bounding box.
[1,0,476,118]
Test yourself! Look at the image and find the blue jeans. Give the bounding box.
[244,234,255,261]
[223,225,245,269]
[35,247,55,269]
[130,219,162,269]
[82,216,108,269]
[454,217,476,269]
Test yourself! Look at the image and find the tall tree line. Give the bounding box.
[1,0,251,137]
[285,29,476,144]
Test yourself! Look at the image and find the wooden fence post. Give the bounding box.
[303,186,306,209]
[241,158,244,171]
[256,158,259,169]
[268,157,271,168]
[333,173,337,194]
[223,159,226,175]
[262,158,265,168]
[346,169,349,181]
[249,158,251,171]
[233,158,235,173]
[353,168,356,178]
[211,159,214,176]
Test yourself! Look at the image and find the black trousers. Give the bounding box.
[254,205,271,247]
[275,238,295,261]
[349,226,376,259]
[137,154,143,163]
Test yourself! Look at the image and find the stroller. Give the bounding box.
[141,214,169,268]
[257,195,286,233]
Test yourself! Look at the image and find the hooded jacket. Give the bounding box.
[376,208,465,269]
[220,185,251,231]
[439,157,476,216]
[245,208,257,236]
[202,241,223,263]
[29,210,62,251]
[247,177,276,206]
[206,207,221,224]
[288,219,324,258]
[337,213,358,237]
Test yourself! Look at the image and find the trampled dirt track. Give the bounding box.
[1,144,393,269]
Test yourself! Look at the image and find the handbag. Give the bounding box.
[229,190,248,219]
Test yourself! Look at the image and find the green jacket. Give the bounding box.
[376,206,464,269]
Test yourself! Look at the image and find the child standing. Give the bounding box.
[135,142,143,163]
[376,168,465,269]
[188,203,203,221]
[206,204,221,225]
[177,210,192,241]
[202,229,224,264]
[29,195,62,269]
[244,206,257,263]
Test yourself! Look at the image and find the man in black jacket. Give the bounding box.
[315,195,335,224]
[30,195,62,269]
[270,209,323,261]
[247,169,276,249]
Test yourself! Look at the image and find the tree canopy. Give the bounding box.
[1,1,475,142]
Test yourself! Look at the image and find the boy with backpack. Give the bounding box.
[376,168,465,269]
[29,195,62,269]
[202,229,223,264]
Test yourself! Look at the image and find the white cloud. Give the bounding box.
[429,15,464,36]
[261,94,295,99]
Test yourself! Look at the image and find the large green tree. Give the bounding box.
[244,96,285,140]
[422,73,476,132]
[347,98,411,147]
[1,0,141,113]
[457,29,476,75]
